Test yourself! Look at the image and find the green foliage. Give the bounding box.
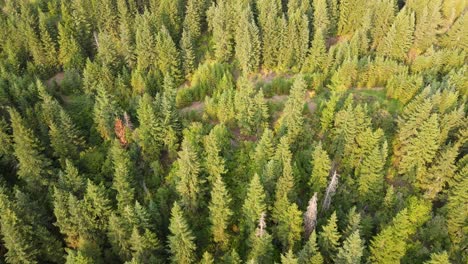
[168,202,196,264]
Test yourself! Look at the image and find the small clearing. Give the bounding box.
[180,101,204,113]
[46,72,65,87]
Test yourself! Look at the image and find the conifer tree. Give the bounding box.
[135,93,163,159]
[303,28,327,73]
[357,140,387,204]
[209,174,233,248]
[253,128,275,173]
[335,230,364,264]
[298,231,324,264]
[247,212,274,263]
[256,0,282,69]
[93,85,120,141]
[309,143,332,194]
[234,78,268,135]
[58,159,86,195]
[424,251,450,264]
[134,13,156,72]
[370,198,431,263]
[319,212,340,261]
[370,0,396,50]
[180,28,196,77]
[9,108,51,188]
[313,0,330,35]
[242,173,267,233]
[110,140,135,210]
[319,92,340,134]
[200,251,215,264]
[377,8,415,61]
[281,250,298,264]
[337,0,368,36]
[207,0,234,62]
[155,26,181,82]
[168,202,196,264]
[175,139,202,211]
[235,6,261,74]
[277,76,306,141]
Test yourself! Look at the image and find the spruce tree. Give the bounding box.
[312,0,330,35]
[318,212,340,261]
[335,231,364,264]
[9,108,51,188]
[256,0,282,69]
[168,202,196,264]
[180,28,196,77]
[309,142,331,194]
[135,93,163,159]
[281,250,298,264]
[303,28,327,73]
[298,231,324,264]
[207,0,234,62]
[93,85,120,141]
[175,139,202,211]
[235,6,261,74]
[110,140,135,210]
[200,251,215,264]
[370,0,396,50]
[155,26,181,82]
[242,173,267,233]
[377,8,415,61]
[277,76,306,141]
[209,174,233,248]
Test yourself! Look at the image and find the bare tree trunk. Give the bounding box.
[322,170,339,211]
[304,192,318,239]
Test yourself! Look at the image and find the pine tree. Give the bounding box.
[135,93,163,159]
[175,139,202,211]
[168,202,196,264]
[9,108,51,188]
[207,0,234,62]
[277,76,306,141]
[180,28,196,77]
[377,8,415,61]
[209,174,233,248]
[235,6,261,74]
[313,0,330,35]
[155,26,181,82]
[319,92,340,134]
[256,0,282,69]
[298,231,324,264]
[303,28,327,73]
[309,142,332,194]
[200,251,214,264]
[357,141,388,204]
[93,85,120,141]
[110,140,135,210]
[281,250,298,264]
[319,212,340,261]
[247,212,274,263]
[370,0,396,50]
[370,198,431,263]
[242,173,267,233]
[134,13,156,72]
[336,230,364,264]
[424,251,450,264]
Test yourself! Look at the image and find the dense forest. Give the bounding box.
[0,0,467,263]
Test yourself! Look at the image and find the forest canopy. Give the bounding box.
[0,0,467,263]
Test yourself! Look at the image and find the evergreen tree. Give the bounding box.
[180,28,196,76]
[370,0,396,50]
[312,0,330,35]
[234,78,268,135]
[253,128,275,173]
[207,0,234,62]
[209,174,233,248]
[175,139,202,211]
[155,26,182,82]
[200,251,214,264]
[303,28,327,73]
[309,142,332,194]
[247,212,274,263]
[9,108,51,188]
[357,140,388,204]
[335,231,364,264]
[281,250,298,264]
[135,93,163,159]
[424,251,450,264]
[242,173,267,233]
[319,212,340,261]
[277,76,306,141]
[110,140,135,210]
[370,198,431,263]
[168,202,196,264]
[134,13,156,72]
[93,85,120,141]
[319,92,340,134]
[337,0,368,36]
[377,8,415,61]
[256,0,282,69]
[235,6,261,74]
[298,231,324,264]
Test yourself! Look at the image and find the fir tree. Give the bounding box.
[200,251,214,264]
[93,85,120,141]
[9,108,51,188]
[110,140,135,210]
[424,251,450,264]
[313,0,330,35]
[277,76,306,141]
[319,212,340,261]
[155,26,182,82]
[256,0,282,69]
[168,202,196,264]
[135,93,163,159]
[235,6,261,74]
[281,250,298,264]
[242,173,267,233]
[209,174,233,248]
[175,139,202,211]
[247,212,274,263]
[303,28,327,73]
[309,142,331,194]
[335,230,364,264]
[207,0,234,62]
[377,8,415,61]
[180,28,196,77]
[298,231,324,264]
